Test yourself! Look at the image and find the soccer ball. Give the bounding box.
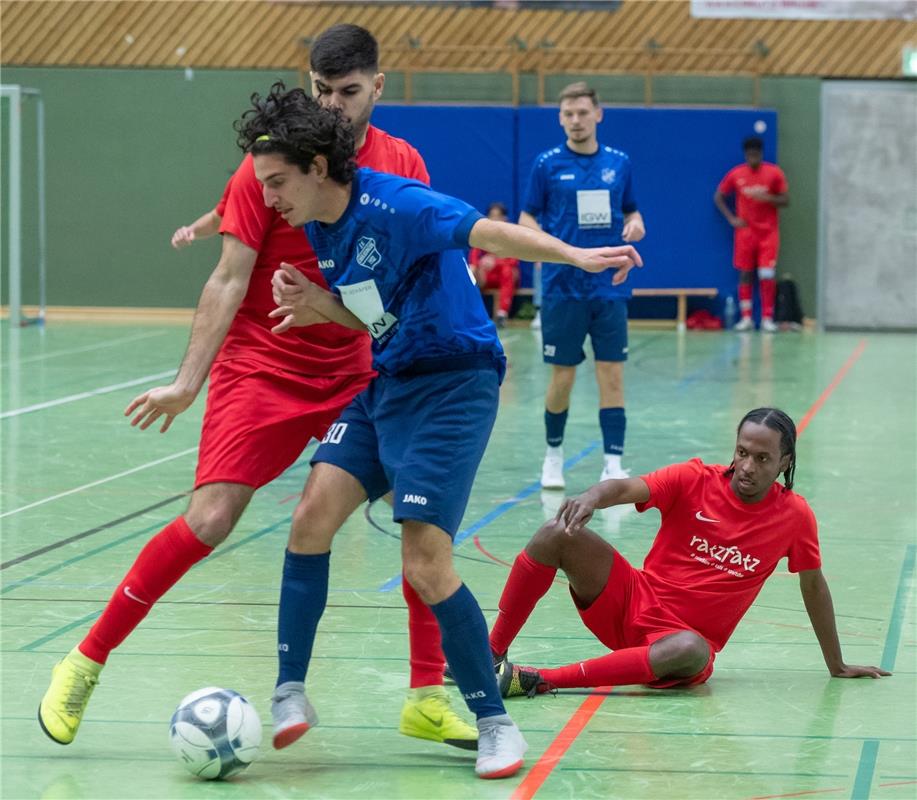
[169,687,262,780]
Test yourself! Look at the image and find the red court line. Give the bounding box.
[796,339,867,437]
[879,781,917,788]
[509,689,612,800]
[749,788,845,799]
[511,338,869,800]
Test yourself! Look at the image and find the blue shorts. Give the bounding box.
[541,297,629,366]
[311,367,499,538]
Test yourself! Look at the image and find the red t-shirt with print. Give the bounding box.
[635,458,820,651]
[717,162,788,233]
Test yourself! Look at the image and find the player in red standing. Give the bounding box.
[486,407,890,696]
[714,137,789,333]
[469,202,520,327]
[39,24,476,752]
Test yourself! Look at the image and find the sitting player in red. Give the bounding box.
[489,407,891,695]
[469,202,519,327]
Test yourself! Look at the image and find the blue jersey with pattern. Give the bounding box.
[523,143,638,301]
[305,168,505,378]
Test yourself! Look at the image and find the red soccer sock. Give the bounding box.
[759,278,776,319]
[489,550,557,656]
[738,282,754,318]
[538,645,656,689]
[403,576,446,688]
[79,516,212,664]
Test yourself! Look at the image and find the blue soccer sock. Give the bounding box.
[545,409,568,448]
[430,584,505,720]
[276,549,330,687]
[599,407,626,455]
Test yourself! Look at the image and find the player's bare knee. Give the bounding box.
[185,501,237,547]
[526,520,567,567]
[651,631,710,677]
[289,495,334,550]
[402,557,449,605]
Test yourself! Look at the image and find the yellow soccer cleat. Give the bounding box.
[38,647,103,744]
[398,686,478,751]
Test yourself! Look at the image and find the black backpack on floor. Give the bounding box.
[775,279,804,324]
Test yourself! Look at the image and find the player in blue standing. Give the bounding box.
[235,84,642,779]
[520,82,646,491]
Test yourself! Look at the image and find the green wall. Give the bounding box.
[0,66,820,315]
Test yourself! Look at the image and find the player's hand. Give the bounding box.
[124,384,195,433]
[171,226,196,249]
[480,253,497,271]
[556,489,601,535]
[729,216,748,229]
[271,262,305,306]
[269,265,329,333]
[830,664,892,679]
[268,303,327,333]
[622,217,645,243]
[573,245,642,285]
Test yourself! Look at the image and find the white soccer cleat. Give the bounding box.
[760,317,778,333]
[271,681,318,750]
[540,448,565,490]
[733,317,754,332]
[475,715,527,779]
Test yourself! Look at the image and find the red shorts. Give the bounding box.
[195,359,373,490]
[734,226,779,271]
[575,549,716,688]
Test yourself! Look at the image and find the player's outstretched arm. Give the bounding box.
[125,234,255,433]
[798,568,892,679]
[557,477,650,535]
[469,218,642,284]
[269,263,364,334]
[171,208,222,249]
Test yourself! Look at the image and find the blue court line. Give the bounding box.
[20,611,102,652]
[847,542,915,799]
[880,543,915,672]
[377,441,599,593]
[1,520,168,595]
[16,515,294,652]
[851,739,879,800]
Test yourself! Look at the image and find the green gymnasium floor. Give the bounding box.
[1,321,915,800]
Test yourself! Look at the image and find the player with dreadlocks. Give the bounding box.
[485,407,890,697]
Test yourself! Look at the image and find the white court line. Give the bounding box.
[2,330,170,366]
[0,447,198,518]
[0,369,176,419]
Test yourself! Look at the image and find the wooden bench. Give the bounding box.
[483,287,718,330]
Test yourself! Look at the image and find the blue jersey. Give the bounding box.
[305,168,505,378]
[523,143,638,301]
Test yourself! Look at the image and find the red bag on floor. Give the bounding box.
[686,309,724,330]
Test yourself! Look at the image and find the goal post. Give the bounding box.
[1,84,47,327]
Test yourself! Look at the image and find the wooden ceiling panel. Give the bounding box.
[2,0,915,79]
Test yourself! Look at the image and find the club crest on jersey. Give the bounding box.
[356,236,382,270]
[602,168,616,184]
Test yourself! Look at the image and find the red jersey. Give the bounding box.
[635,458,820,651]
[717,162,788,233]
[216,125,428,375]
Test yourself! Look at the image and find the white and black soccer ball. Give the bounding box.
[169,687,262,780]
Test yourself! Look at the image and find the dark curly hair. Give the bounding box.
[725,407,797,491]
[234,82,356,184]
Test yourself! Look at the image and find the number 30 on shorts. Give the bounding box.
[321,422,348,445]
